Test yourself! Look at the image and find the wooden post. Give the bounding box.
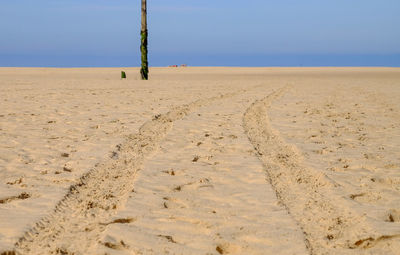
[140,0,149,80]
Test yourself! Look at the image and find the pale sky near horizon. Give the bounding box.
[1,0,399,66]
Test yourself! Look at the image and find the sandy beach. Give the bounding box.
[0,67,399,254]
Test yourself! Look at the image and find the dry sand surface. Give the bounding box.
[0,67,399,255]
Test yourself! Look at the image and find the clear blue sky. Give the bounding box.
[1,0,399,67]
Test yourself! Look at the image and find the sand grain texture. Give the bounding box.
[0,67,399,255]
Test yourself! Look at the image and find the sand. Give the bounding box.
[0,67,399,254]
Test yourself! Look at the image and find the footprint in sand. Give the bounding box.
[386,209,400,222]
[216,242,241,254]
[100,236,129,250]
[162,169,176,176]
[0,192,31,204]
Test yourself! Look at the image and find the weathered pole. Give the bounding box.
[140,0,149,80]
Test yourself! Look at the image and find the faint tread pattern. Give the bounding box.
[15,89,246,255]
[242,87,398,254]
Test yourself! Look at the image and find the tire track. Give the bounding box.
[14,90,245,255]
[90,86,308,255]
[242,87,399,254]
